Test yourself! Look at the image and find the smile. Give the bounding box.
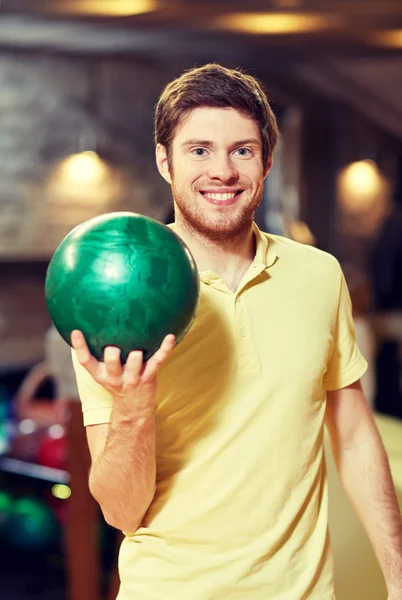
[200,190,243,204]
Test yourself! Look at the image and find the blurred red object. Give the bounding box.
[14,361,69,428]
[10,419,46,462]
[37,424,68,471]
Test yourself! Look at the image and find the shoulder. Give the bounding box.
[265,232,341,280]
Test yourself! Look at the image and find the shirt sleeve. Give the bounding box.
[323,267,368,391]
[71,349,113,426]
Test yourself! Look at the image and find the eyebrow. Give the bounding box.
[181,139,213,147]
[181,138,261,148]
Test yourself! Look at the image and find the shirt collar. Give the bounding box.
[252,222,277,269]
[167,221,278,273]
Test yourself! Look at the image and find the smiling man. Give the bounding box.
[71,64,402,599]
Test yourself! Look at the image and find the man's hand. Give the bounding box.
[70,330,176,531]
[71,330,176,422]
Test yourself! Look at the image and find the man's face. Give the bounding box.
[157,107,271,242]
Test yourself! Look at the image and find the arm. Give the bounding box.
[326,380,402,598]
[72,330,175,533]
[86,415,157,533]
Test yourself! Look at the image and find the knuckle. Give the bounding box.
[152,355,164,368]
[79,354,92,367]
[106,377,122,391]
[128,350,143,362]
[142,373,155,386]
[105,355,119,365]
[93,374,105,387]
[104,348,121,363]
[124,374,140,387]
[92,369,105,384]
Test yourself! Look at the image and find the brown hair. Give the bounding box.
[154,63,279,170]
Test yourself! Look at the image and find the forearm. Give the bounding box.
[89,410,157,531]
[332,427,402,592]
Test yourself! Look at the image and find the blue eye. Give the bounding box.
[235,148,252,156]
[192,148,207,157]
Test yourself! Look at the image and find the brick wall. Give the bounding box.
[0,53,180,259]
[0,52,181,365]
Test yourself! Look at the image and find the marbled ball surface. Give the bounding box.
[45,212,199,362]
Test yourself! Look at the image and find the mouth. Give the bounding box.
[199,190,244,206]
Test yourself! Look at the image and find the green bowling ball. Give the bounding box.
[0,491,13,537]
[7,497,57,550]
[45,212,199,363]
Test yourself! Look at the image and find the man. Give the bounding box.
[71,64,402,599]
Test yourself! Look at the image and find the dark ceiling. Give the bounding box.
[0,0,401,53]
[0,0,401,139]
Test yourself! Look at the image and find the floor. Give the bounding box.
[0,547,66,600]
[2,575,65,600]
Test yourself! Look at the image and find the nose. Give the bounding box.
[207,152,238,183]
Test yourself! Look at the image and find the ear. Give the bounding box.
[156,144,172,185]
[263,155,273,179]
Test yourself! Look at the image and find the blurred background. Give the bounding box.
[0,1,401,599]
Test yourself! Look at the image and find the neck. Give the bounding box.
[173,216,256,284]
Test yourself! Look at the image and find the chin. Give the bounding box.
[174,192,259,239]
[196,217,254,242]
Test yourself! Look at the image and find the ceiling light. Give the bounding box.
[338,160,383,214]
[341,160,381,198]
[58,151,109,186]
[47,151,122,209]
[371,30,402,48]
[212,13,339,35]
[54,0,158,17]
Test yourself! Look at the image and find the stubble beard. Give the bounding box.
[171,178,265,247]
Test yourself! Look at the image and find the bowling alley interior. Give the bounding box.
[0,1,402,599]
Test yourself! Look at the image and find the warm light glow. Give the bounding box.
[52,484,71,500]
[58,151,109,186]
[289,221,316,246]
[341,160,381,197]
[371,30,402,48]
[212,13,339,35]
[47,151,122,210]
[338,160,384,214]
[338,161,391,237]
[55,0,158,16]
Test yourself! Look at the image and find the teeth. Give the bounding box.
[203,192,237,201]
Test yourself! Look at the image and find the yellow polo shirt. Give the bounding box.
[72,223,367,599]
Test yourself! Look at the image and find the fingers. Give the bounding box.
[142,334,176,382]
[104,346,123,378]
[71,330,175,389]
[123,350,144,386]
[71,330,100,378]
